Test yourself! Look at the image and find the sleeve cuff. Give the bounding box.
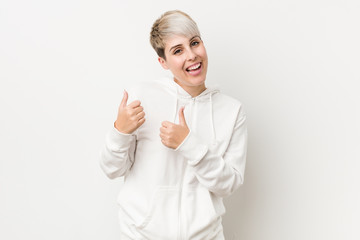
[175,131,208,166]
[107,125,135,151]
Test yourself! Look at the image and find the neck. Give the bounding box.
[174,79,206,97]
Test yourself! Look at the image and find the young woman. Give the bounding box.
[100,10,247,240]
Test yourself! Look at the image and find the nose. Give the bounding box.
[186,49,196,61]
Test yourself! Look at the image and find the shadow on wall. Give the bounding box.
[222,186,247,239]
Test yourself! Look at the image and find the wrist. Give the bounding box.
[114,121,130,134]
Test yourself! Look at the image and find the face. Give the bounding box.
[158,34,208,96]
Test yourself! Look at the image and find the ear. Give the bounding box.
[158,57,169,70]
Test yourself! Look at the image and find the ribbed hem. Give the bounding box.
[107,125,134,151]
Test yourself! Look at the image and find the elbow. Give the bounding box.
[228,172,245,195]
[211,173,244,198]
[99,159,119,180]
[99,150,125,180]
[105,171,121,180]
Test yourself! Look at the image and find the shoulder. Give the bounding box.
[212,91,246,116]
[125,78,175,106]
[128,78,171,96]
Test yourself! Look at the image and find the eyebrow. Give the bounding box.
[168,35,200,53]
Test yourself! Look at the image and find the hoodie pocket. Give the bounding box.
[184,187,221,239]
[134,186,180,239]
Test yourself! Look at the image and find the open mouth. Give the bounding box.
[186,62,202,72]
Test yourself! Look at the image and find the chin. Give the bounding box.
[189,75,206,85]
[177,76,204,87]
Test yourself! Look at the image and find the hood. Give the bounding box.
[163,76,219,101]
[163,76,220,145]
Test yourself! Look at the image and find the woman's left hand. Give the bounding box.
[160,107,189,149]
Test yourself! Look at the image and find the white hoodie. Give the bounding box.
[100,77,247,240]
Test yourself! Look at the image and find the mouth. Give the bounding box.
[186,62,202,75]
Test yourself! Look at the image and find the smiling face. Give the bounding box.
[158,34,208,97]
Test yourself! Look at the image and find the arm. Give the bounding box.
[176,110,247,198]
[99,123,137,179]
[99,90,145,179]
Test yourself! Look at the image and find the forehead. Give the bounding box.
[164,34,198,50]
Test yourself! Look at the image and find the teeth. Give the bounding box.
[187,63,201,71]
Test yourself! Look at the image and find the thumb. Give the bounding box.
[178,107,187,126]
[120,90,128,108]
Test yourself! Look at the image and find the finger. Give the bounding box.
[160,135,169,145]
[136,111,145,120]
[120,90,128,108]
[179,107,187,126]
[138,117,145,126]
[159,133,165,139]
[159,126,167,134]
[161,139,167,146]
[133,106,144,115]
[128,100,141,108]
[161,121,171,128]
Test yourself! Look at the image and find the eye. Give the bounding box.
[173,49,182,55]
[191,41,200,47]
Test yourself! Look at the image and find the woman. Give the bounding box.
[100,10,247,240]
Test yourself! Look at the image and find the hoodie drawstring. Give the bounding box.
[169,77,218,145]
[173,91,179,123]
[209,93,217,146]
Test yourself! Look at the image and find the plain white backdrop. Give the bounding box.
[1,0,359,239]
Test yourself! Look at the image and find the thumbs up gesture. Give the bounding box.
[160,107,190,149]
[114,90,145,134]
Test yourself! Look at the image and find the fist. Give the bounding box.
[160,107,189,149]
[114,90,145,134]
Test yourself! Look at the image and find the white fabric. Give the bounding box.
[100,77,247,239]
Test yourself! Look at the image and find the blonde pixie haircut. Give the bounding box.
[150,10,201,59]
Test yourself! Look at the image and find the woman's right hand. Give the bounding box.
[114,90,145,134]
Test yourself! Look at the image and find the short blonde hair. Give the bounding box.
[150,10,201,59]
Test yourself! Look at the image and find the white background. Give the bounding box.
[1,0,359,239]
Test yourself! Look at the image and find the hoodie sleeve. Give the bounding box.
[99,88,139,179]
[175,109,247,198]
[99,124,137,179]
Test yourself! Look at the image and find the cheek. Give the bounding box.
[200,48,208,59]
[171,59,185,71]
[193,48,206,61]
